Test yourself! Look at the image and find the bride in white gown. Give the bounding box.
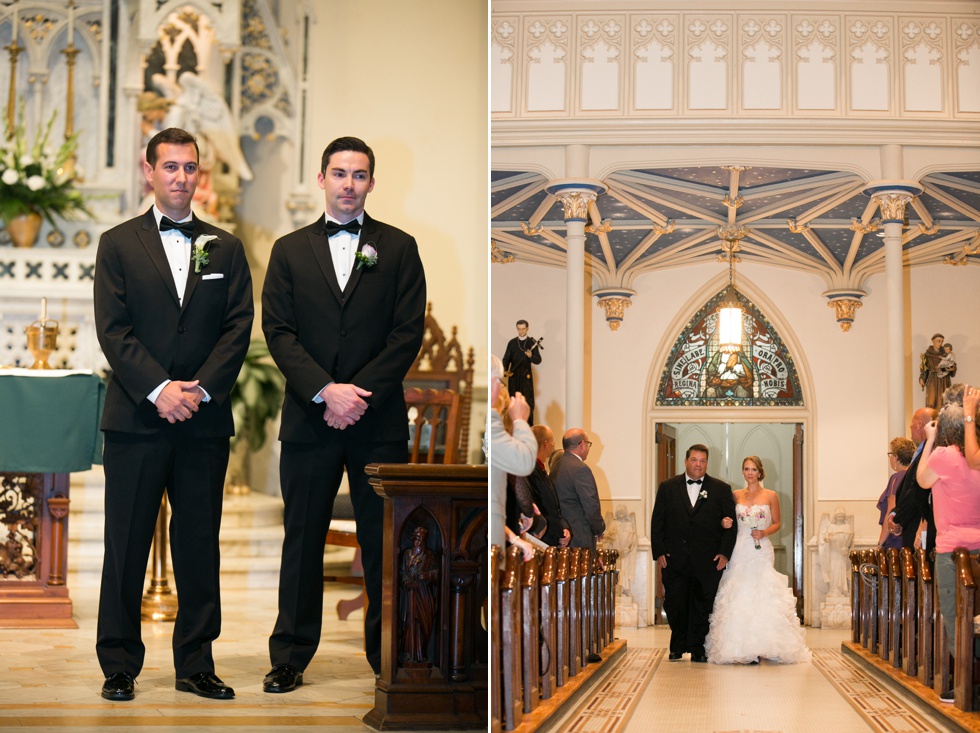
[705,456,811,664]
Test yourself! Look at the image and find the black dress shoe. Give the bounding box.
[585,653,602,664]
[102,672,135,701]
[175,671,235,699]
[668,652,684,661]
[691,653,708,663]
[263,663,303,693]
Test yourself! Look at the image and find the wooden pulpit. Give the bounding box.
[363,463,487,731]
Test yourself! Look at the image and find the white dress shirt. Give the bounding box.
[685,475,704,505]
[146,206,209,406]
[325,212,364,292]
[313,213,365,402]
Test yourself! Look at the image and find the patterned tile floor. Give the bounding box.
[559,625,960,733]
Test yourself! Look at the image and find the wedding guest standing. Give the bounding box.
[916,400,980,703]
[94,127,253,701]
[261,136,426,691]
[651,444,735,663]
[876,437,915,550]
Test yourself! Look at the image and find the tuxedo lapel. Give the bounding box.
[308,228,345,305]
[180,215,204,311]
[136,211,181,306]
[342,214,380,299]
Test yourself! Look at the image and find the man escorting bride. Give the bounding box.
[704,456,811,664]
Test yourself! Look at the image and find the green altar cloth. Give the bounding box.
[0,372,105,472]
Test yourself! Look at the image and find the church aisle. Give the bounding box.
[0,583,377,732]
[571,625,957,733]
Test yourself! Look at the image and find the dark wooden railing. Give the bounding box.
[491,545,619,733]
[850,546,980,712]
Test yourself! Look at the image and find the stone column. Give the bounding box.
[544,179,606,428]
[863,180,923,439]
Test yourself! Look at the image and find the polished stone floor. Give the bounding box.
[0,582,378,732]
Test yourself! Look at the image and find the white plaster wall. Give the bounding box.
[491,252,980,621]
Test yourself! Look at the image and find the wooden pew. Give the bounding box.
[520,553,540,715]
[488,542,621,732]
[887,547,902,668]
[860,549,880,654]
[849,550,862,645]
[917,548,935,688]
[539,548,557,700]
[901,547,918,677]
[953,548,980,712]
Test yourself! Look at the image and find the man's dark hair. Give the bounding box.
[320,136,375,178]
[516,319,529,328]
[686,444,710,460]
[146,128,199,168]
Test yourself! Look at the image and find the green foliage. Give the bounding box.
[230,340,285,452]
[0,99,93,226]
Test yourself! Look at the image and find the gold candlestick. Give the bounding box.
[61,40,80,176]
[5,2,23,138]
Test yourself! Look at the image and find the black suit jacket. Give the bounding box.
[262,213,426,443]
[892,445,934,550]
[650,474,736,573]
[94,209,253,436]
[552,453,605,551]
[528,462,570,546]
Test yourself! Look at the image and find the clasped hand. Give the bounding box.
[156,380,203,423]
[321,382,373,430]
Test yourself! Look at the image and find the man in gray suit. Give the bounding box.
[552,429,605,553]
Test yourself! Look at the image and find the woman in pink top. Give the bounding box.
[916,401,980,702]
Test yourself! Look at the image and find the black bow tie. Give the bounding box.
[687,479,703,485]
[324,219,361,236]
[160,216,195,238]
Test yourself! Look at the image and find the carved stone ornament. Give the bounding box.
[553,191,594,221]
[597,295,632,331]
[827,298,863,332]
[871,191,914,222]
[490,240,515,264]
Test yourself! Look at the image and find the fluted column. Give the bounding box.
[863,180,923,438]
[545,179,606,428]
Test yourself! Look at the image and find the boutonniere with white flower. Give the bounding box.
[699,489,708,500]
[192,234,217,273]
[355,242,378,270]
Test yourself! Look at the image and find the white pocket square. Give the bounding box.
[201,273,224,280]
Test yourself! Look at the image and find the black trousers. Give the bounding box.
[96,431,229,678]
[662,562,724,656]
[269,439,407,675]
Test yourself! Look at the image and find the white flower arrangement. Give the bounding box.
[355,242,378,270]
[0,99,90,227]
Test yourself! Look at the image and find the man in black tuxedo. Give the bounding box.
[651,444,736,663]
[889,406,938,550]
[93,128,253,701]
[502,320,542,425]
[261,136,426,692]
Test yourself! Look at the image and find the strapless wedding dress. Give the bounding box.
[704,504,811,664]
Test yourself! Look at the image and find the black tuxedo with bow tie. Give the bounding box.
[93,208,253,678]
[262,212,426,675]
[651,473,736,657]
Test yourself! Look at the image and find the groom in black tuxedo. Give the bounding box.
[651,444,736,662]
[261,136,426,691]
[94,127,253,700]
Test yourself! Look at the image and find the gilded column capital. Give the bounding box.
[823,290,866,332]
[594,288,635,331]
[545,179,607,222]
[862,181,924,223]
